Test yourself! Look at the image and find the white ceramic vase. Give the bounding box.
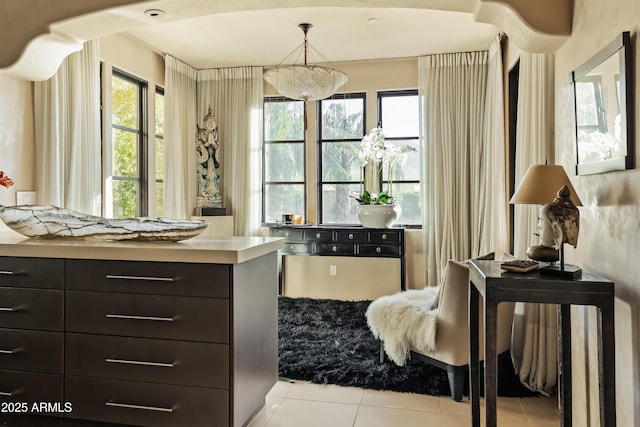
[356,204,401,229]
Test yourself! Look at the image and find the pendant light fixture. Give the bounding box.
[264,23,348,101]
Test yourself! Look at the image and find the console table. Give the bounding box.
[468,260,615,427]
[269,226,405,300]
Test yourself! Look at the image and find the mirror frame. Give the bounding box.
[570,31,634,175]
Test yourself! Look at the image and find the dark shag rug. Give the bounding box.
[278,296,537,397]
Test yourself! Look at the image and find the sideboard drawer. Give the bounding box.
[0,257,64,290]
[369,230,402,244]
[66,291,229,343]
[0,329,63,374]
[0,370,63,409]
[282,243,313,254]
[0,288,63,331]
[303,229,333,242]
[271,228,304,240]
[316,243,357,256]
[65,376,229,427]
[335,230,367,243]
[359,244,401,256]
[66,259,230,298]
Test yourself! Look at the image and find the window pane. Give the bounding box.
[155,92,164,136]
[112,129,138,178]
[156,181,164,218]
[321,98,364,139]
[265,101,304,141]
[380,95,419,137]
[321,183,361,224]
[389,183,421,225]
[155,137,163,181]
[264,184,305,223]
[112,180,138,218]
[112,76,138,129]
[321,141,361,182]
[382,139,420,182]
[265,143,304,182]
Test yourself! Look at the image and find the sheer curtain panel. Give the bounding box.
[34,40,101,215]
[419,48,508,286]
[511,52,557,395]
[197,67,263,236]
[163,56,197,219]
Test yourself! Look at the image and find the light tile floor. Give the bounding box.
[248,380,560,427]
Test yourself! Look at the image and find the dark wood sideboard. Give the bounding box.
[270,226,405,299]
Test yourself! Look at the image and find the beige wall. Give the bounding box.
[554,0,640,425]
[0,75,34,233]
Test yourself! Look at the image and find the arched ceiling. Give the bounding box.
[0,0,572,81]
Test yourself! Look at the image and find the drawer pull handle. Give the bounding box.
[382,234,387,240]
[376,247,382,253]
[105,401,174,413]
[0,306,23,312]
[106,314,176,322]
[105,358,176,368]
[105,275,175,282]
[332,246,338,252]
[348,234,354,240]
[0,389,21,397]
[316,233,321,239]
[0,270,23,276]
[0,348,21,355]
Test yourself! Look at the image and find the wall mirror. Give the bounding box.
[571,31,634,175]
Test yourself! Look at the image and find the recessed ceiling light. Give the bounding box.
[368,18,379,24]
[144,9,165,18]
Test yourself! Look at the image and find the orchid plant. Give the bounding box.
[351,127,415,205]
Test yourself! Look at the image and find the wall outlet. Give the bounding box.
[329,265,337,276]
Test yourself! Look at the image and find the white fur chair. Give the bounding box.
[368,259,515,401]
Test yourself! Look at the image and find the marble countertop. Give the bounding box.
[0,232,284,264]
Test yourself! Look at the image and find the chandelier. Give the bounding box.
[264,23,348,102]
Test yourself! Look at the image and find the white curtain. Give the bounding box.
[34,40,101,215]
[163,55,197,219]
[197,67,263,236]
[419,40,507,286]
[511,52,557,395]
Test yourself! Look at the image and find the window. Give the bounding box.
[575,76,607,134]
[378,90,421,225]
[317,93,365,224]
[262,97,306,224]
[110,70,147,218]
[155,88,164,217]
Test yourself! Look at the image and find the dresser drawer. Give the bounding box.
[0,370,63,410]
[270,228,304,240]
[0,329,63,374]
[66,259,230,298]
[66,291,229,343]
[369,230,402,244]
[65,376,229,427]
[0,257,64,290]
[66,333,229,389]
[359,244,401,256]
[0,288,63,331]
[335,230,367,243]
[303,229,333,242]
[316,243,356,255]
[281,242,312,254]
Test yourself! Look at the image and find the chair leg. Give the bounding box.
[447,365,466,402]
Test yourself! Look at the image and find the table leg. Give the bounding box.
[559,304,572,427]
[469,281,480,427]
[484,298,498,427]
[599,299,616,426]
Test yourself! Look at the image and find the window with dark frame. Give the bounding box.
[262,97,306,224]
[110,69,148,218]
[154,87,165,217]
[378,90,421,226]
[317,93,366,225]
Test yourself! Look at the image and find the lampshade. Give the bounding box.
[509,165,582,206]
[264,23,348,102]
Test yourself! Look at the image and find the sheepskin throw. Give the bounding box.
[366,286,439,366]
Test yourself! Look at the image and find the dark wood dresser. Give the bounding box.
[0,237,281,427]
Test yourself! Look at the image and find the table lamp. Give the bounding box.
[509,165,582,278]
